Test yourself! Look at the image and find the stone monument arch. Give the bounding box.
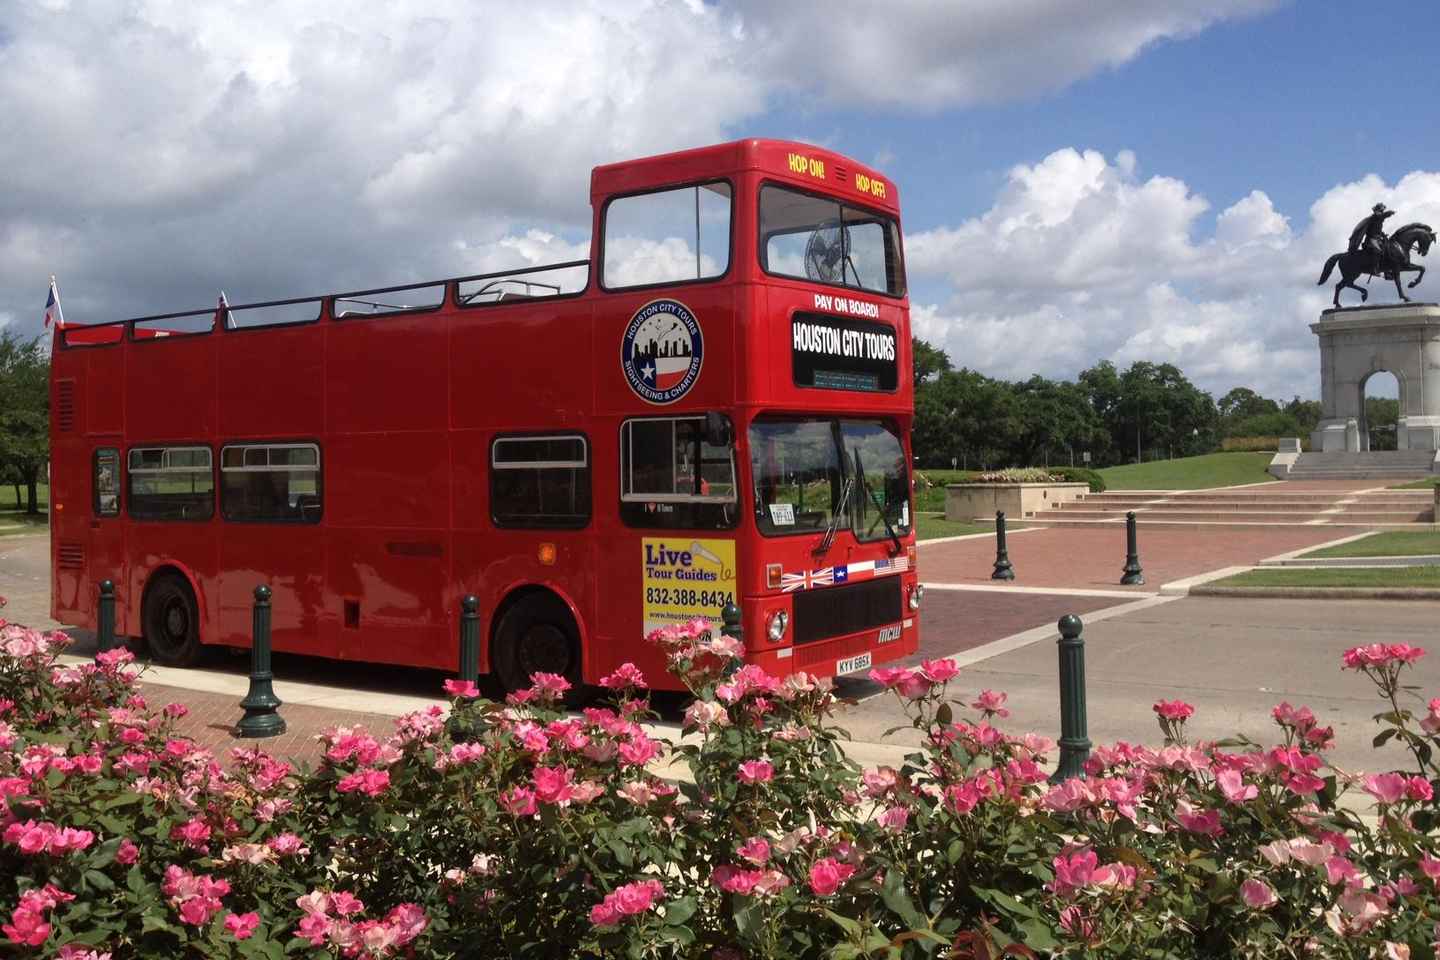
[1311,304,1440,452]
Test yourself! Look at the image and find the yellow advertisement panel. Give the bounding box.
[641,537,737,634]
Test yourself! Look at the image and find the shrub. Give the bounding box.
[5,597,1440,957]
[1046,467,1106,492]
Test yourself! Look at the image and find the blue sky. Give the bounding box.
[2,0,1439,400]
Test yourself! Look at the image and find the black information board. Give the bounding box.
[791,312,898,392]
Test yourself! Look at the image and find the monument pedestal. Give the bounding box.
[1310,304,1440,453]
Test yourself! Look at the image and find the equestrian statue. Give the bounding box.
[1318,203,1436,308]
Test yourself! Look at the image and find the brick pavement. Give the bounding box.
[918,525,1351,591]
[139,680,398,768]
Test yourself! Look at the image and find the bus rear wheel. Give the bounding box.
[142,574,202,667]
[492,593,581,700]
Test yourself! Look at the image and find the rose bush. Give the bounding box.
[4,591,1440,958]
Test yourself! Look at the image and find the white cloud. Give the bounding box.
[907,150,1440,399]
[732,0,1281,109]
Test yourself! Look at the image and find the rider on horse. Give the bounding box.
[1349,203,1396,269]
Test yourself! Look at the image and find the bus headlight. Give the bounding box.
[767,610,789,641]
[908,584,925,611]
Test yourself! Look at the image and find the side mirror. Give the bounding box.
[704,412,733,447]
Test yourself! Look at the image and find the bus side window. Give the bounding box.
[619,417,737,531]
[490,434,591,529]
[94,447,120,517]
[219,443,321,523]
[127,446,213,522]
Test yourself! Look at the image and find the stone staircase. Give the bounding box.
[1031,487,1435,528]
[1284,450,1436,480]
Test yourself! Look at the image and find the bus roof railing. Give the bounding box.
[59,258,592,346]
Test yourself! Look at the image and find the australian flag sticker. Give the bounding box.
[622,299,704,404]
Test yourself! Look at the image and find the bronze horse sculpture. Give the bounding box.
[1318,222,1436,308]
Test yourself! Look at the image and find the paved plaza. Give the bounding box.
[6,524,1440,777]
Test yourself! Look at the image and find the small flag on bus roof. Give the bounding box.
[43,277,64,330]
[216,290,232,329]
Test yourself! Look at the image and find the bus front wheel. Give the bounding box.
[492,593,581,699]
[142,574,202,667]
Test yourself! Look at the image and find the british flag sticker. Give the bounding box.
[621,299,704,404]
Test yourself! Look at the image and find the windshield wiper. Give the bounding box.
[853,448,903,555]
[815,473,854,559]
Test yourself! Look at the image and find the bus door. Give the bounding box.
[65,441,127,625]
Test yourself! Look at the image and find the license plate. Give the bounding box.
[836,652,872,676]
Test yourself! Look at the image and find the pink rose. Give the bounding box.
[1152,699,1195,721]
[737,837,771,865]
[919,658,960,683]
[1364,772,1408,806]
[970,689,1009,717]
[1240,878,1277,910]
[115,838,139,865]
[1216,769,1258,804]
[442,679,479,699]
[600,664,647,689]
[737,760,775,784]
[224,912,259,940]
[808,857,856,897]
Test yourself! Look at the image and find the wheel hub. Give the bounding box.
[520,623,571,677]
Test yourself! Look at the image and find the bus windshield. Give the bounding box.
[749,417,910,542]
[759,184,905,297]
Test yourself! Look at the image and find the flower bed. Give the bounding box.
[4,596,1440,957]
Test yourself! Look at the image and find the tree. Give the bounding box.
[1284,396,1323,436]
[0,332,49,514]
[911,338,952,387]
[1217,387,1279,426]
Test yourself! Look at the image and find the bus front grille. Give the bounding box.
[792,576,902,646]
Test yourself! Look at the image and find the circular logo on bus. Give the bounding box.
[620,299,704,405]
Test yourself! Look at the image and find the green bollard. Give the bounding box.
[991,511,1015,580]
[236,585,286,738]
[96,580,116,658]
[1120,511,1145,585]
[720,598,743,676]
[459,595,480,685]
[1050,614,1092,783]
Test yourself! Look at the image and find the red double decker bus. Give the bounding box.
[48,138,922,692]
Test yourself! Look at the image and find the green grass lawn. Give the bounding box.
[1212,566,1440,588]
[1392,477,1440,490]
[0,483,48,511]
[1097,453,1276,491]
[914,512,1015,541]
[1300,532,1440,558]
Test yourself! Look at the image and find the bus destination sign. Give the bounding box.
[791,312,897,392]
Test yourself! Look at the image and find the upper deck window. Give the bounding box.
[602,182,732,289]
[759,184,905,297]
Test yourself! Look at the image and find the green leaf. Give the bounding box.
[82,869,115,893]
[1017,918,1058,952]
[1374,728,1398,748]
[972,887,1036,919]
[662,896,697,927]
[936,702,953,726]
[823,908,862,938]
[880,870,924,929]
[733,899,763,940]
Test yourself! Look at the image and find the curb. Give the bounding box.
[1189,585,1440,601]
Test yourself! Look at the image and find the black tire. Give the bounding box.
[492,593,582,699]
[141,574,202,667]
